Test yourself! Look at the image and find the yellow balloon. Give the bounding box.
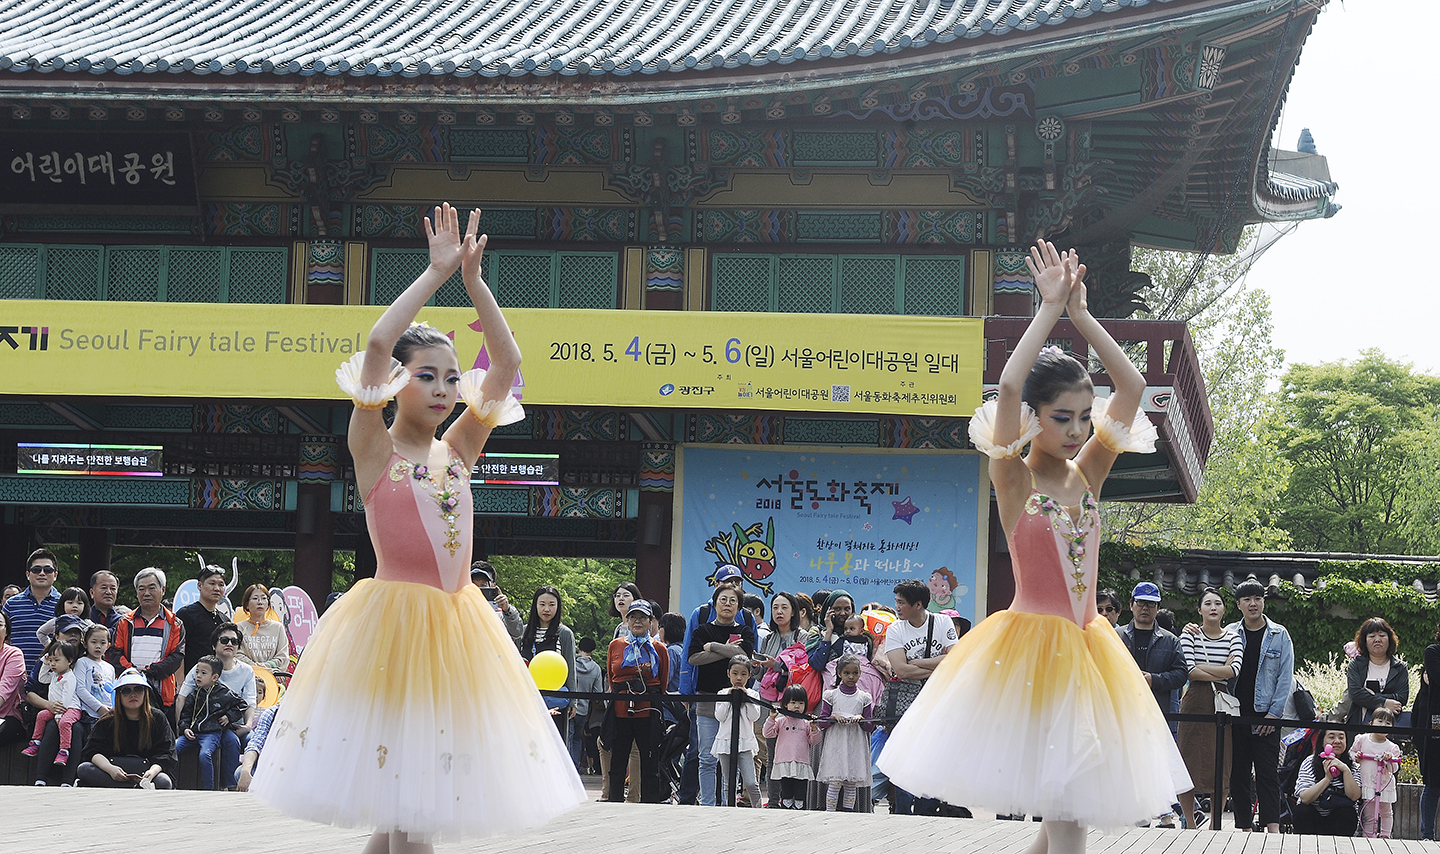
[529,649,568,691]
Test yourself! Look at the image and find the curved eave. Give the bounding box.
[1252,171,1340,221]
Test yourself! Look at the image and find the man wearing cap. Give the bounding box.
[470,560,524,640]
[3,548,62,680]
[606,599,670,802]
[1118,583,1188,714]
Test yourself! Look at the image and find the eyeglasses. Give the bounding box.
[1098,605,1119,614]
[217,638,240,647]
[27,566,57,575]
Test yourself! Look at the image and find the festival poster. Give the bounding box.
[674,446,986,625]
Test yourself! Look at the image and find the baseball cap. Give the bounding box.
[1131,582,1162,602]
[55,614,88,635]
[626,600,654,618]
[713,565,743,583]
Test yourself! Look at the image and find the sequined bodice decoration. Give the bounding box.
[389,453,467,556]
[1024,489,1099,599]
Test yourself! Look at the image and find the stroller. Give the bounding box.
[656,697,691,803]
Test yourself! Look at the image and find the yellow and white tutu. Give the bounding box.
[878,610,1190,827]
[252,579,586,841]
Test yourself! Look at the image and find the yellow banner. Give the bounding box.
[0,300,983,415]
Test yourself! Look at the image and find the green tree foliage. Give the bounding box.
[1274,352,1440,554]
[486,556,636,647]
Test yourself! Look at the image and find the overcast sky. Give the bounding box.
[1244,0,1438,376]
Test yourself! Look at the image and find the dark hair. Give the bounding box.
[728,654,753,671]
[779,684,809,710]
[105,682,157,752]
[82,623,109,648]
[1155,609,1175,633]
[833,653,864,686]
[241,583,271,614]
[894,579,930,608]
[0,611,10,645]
[196,655,223,676]
[1021,348,1092,410]
[577,636,597,654]
[1095,589,1121,610]
[393,322,457,365]
[46,638,81,665]
[1197,586,1226,607]
[660,613,686,645]
[711,585,742,608]
[522,586,564,657]
[197,565,225,584]
[1354,618,1399,661]
[1310,728,1354,783]
[54,587,92,618]
[742,594,764,614]
[609,582,642,618]
[811,589,832,612]
[769,592,801,636]
[1233,579,1266,600]
[470,559,496,583]
[794,593,818,627]
[26,547,59,572]
[1371,707,1396,725]
[212,623,243,649]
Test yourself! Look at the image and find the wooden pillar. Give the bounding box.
[77,528,110,590]
[635,491,673,611]
[293,483,335,603]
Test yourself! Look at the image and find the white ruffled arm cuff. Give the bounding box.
[1091,395,1159,454]
[968,399,1042,460]
[335,353,410,411]
[458,369,525,428]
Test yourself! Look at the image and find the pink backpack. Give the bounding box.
[758,641,811,702]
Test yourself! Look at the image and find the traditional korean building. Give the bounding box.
[0,0,1338,615]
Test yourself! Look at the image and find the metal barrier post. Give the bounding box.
[1211,711,1226,831]
[728,689,743,807]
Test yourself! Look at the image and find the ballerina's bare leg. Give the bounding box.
[361,831,433,854]
[1021,819,1086,854]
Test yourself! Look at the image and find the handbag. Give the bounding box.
[884,615,935,723]
[1214,687,1241,717]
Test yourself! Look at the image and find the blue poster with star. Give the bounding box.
[673,446,984,625]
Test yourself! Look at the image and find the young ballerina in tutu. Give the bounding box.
[253,203,585,852]
[878,240,1190,852]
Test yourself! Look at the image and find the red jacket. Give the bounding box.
[110,607,186,706]
[607,636,669,718]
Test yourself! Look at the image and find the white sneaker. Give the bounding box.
[33,781,46,786]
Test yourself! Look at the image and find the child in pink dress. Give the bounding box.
[763,684,822,809]
[1352,707,1402,838]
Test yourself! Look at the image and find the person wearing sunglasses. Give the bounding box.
[1095,589,1123,628]
[176,625,257,746]
[75,668,177,789]
[2,548,62,680]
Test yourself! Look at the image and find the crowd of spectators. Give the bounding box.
[5,548,1440,841]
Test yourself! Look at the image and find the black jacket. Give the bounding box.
[179,681,248,735]
[1118,622,1189,712]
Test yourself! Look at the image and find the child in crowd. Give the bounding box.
[713,654,763,807]
[74,623,116,719]
[763,684,821,809]
[176,655,249,790]
[817,654,875,812]
[35,587,91,645]
[23,640,82,764]
[836,615,874,661]
[1353,707,1402,838]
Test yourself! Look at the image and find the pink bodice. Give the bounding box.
[1006,487,1100,627]
[363,448,473,593]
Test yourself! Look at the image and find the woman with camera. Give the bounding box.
[605,599,669,802]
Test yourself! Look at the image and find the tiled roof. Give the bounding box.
[1125,550,1440,600]
[0,0,1183,78]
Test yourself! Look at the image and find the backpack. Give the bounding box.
[767,642,820,711]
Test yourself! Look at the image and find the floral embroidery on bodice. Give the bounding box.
[1007,473,1101,627]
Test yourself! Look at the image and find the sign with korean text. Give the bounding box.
[673,446,986,625]
[2,131,198,213]
[17,442,163,476]
[472,453,560,485]
[0,300,981,415]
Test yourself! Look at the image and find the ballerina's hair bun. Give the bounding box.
[1022,346,1092,409]
[393,322,456,364]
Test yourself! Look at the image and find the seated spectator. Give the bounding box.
[470,560,523,639]
[23,640,82,765]
[0,611,25,745]
[175,655,248,790]
[23,617,90,784]
[88,570,126,639]
[1293,726,1360,836]
[108,567,185,721]
[73,623,117,722]
[178,625,256,739]
[234,584,287,673]
[1,584,19,603]
[1347,617,1408,724]
[605,600,669,803]
[235,702,280,792]
[34,587,92,645]
[76,668,177,789]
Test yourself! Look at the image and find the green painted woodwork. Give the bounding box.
[473,485,531,515]
[0,475,191,506]
[0,244,286,303]
[449,129,532,162]
[9,215,196,234]
[370,248,615,309]
[783,417,881,446]
[795,212,885,242]
[792,131,879,166]
[712,253,965,317]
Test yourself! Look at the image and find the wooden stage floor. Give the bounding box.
[7,786,1438,854]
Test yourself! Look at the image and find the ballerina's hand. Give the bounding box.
[424,202,464,275]
[1064,250,1089,315]
[1025,240,1074,307]
[460,209,488,284]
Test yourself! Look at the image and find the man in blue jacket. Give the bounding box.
[1118,582,1189,713]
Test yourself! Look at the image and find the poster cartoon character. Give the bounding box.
[926,566,968,614]
[703,517,778,596]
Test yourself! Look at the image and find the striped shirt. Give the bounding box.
[1180,628,1243,677]
[3,588,60,679]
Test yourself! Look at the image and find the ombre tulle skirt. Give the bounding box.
[252,578,585,841]
[877,611,1190,828]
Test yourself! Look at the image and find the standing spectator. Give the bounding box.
[88,570,125,638]
[793,593,818,635]
[470,560,523,640]
[517,586,576,738]
[175,565,231,678]
[882,579,958,815]
[808,591,857,670]
[75,668,178,789]
[234,584,287,673]
[744,595,768,646]
[817,655,876,812]
[571,637,603,772]
[109,567,186,722]
[760,592,802,806]
[764,685,820,809]
[1292,725,1360,836]
[687,585,758,806]
[1118,583,1188,714]
[713,655,763,808]
[1346,617,1408,725]
[3,548,62,679]
[605,600,669,802]
[1176,587,1241,827]
[0,611,26,745]
[1095,589,1122,627]
[660,613,686,693]
[609,582,643,640]
[1415,622,1440,839]
[1352,707,1402,838]
[1210,578,1293,833]
[1,584,19,601]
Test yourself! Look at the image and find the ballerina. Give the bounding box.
[253,203,585,853]
[878,240,1190,853]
